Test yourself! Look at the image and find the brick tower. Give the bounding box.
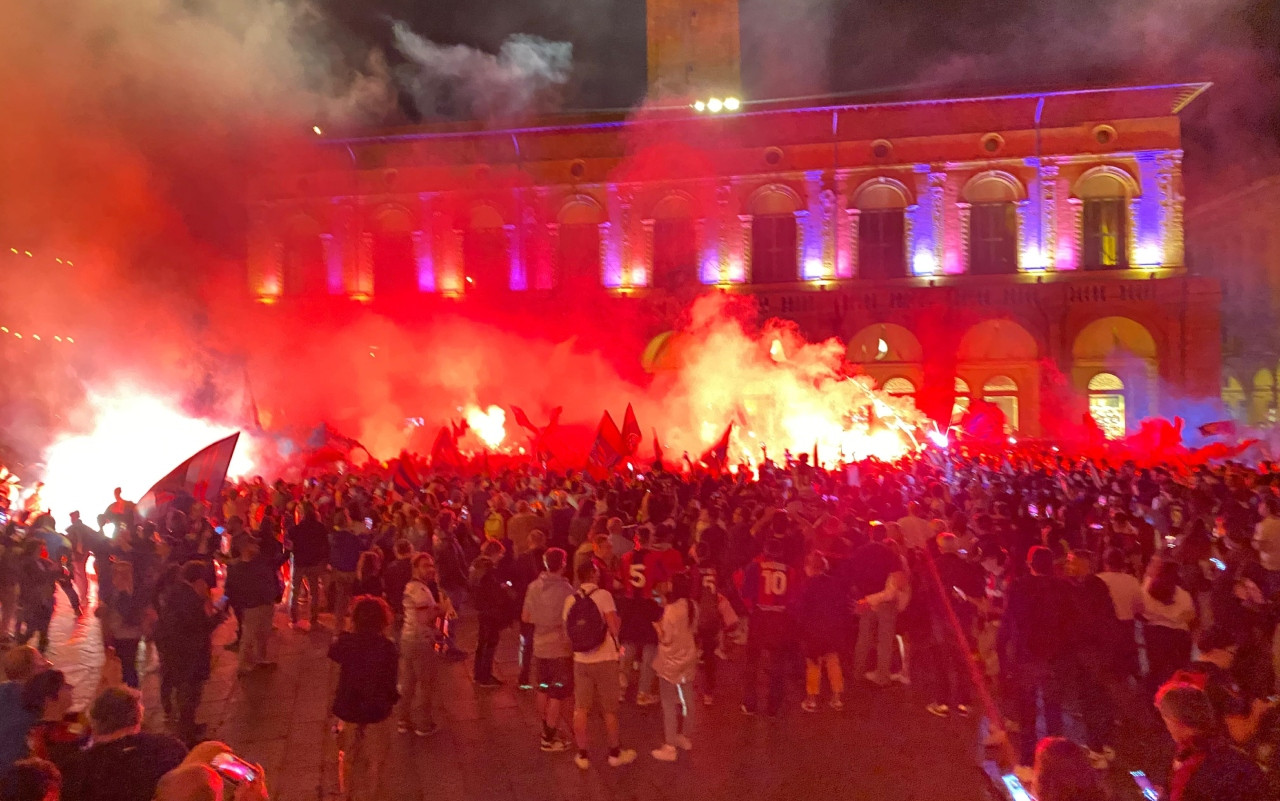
[646,0,742,103]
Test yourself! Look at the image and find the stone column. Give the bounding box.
[1015,199,1032,271]
[928,170,946,275]
[1158,150,1185,266]
[603,184,624,287]
[331,201,358,295]
[717,182,734,282]
[639,217,655,288]
[735,214,752,284]
[956,203,971,274]
[835,179,852,279]
[320,233,341,295]
[1133,150,1163,266]
[356,230,373,297]
[1065,198,1083,271]
[802,170,825,278]
[414,192,436,293]
[546,221,561,288]
[1040,163,1058,270]
[846,208,860,278]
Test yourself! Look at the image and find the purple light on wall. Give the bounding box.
[1134,151,1164,266]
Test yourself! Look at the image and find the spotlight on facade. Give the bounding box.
[312,125,323,135]
[724,97,740,111]
[707,98,724,112]
[692,100,707,112]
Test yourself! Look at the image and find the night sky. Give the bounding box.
[319,0,1280,191]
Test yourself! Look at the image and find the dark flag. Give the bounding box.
[511,406,539,434]
[1198,420,1237,437]
[137,433,240,520]
[621,403,642,456]
[451,418,469,441]
[429,427,461,468]
[812,441,819,469]
[588,411,624,474]
[652,428,665,464]
[392,459,422,493]
[699,423,733,473]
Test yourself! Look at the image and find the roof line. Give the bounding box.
[323,82,1213,147]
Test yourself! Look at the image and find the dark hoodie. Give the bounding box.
[469,556,514,626]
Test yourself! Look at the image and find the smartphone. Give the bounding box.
[1027,503,1039,517]
[211,752,258,784]
[1000,773,1035,801]
[364,516,373,531]
[1130,771,1159,801]
[1211,557,1226,571]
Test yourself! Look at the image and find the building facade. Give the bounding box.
[1187,176,1280,426]
[247,69,1220,439]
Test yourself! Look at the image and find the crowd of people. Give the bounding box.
[3,446,1280,799]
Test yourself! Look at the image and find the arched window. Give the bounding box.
[854,181,907,279]
[1251,368,1275,425]
[463,204,509,292]
[281,216,325,296]
[558,200,602,287]
[370,207,416,295]
[982,375,1019,432]
[965,174,1022,275]
[1076,171,1133,270]
[951,377,971,425]
[750,188,798,284]
[1223,376,1246,419]
[651,195,697,290]
[882,377,916,398]
[1087,372,1126,439]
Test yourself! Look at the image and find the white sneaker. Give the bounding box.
[651,744,678,762]
[609,748,637,767]
[889,672,910,686]
[574,753,590,770]
[675,735,693,751]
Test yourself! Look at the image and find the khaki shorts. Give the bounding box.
[573,659,620,715]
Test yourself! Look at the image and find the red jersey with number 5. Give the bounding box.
[620,546,686,599]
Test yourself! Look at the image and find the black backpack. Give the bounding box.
[566,588,608,652]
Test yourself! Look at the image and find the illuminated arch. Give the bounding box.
[851,177,913,210]
[1250,368,1275,425]
[1073,166,1141,199]
[849,323,923,364]
[882,376,916,396]
[1087,372,1127,439]
[468,203,505,230]
[957,319,1039,362]
[1223,375,1246,417]
[747,183,802,216]
[962,170,1026,204]
[1071,316,1157,361]
[651,192,695,220]
[557,195,605,225]
[369,204,414,233]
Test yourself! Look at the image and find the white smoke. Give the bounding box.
[392,22,573,120]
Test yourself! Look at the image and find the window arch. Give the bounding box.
[557,198,603,287]
[749,186,799,284]
[982,375,1019,433]
[1074,168,1137,271]
[951,377,971,425]
[1223,376,1246,419]
[853,179,909,280]
[369,205,416,295]
[463,204,509,292]
[1087,372,1126,439]
[651,193,697,290]
[964,172,1023,275]
[882,376,916,397]
[1251,368,1275,425]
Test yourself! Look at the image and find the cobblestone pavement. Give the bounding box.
[26,577,1173,801]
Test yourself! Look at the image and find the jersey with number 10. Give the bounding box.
[741,558,798,613]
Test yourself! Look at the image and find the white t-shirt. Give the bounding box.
[563,583,618,664]
[401,579,439,642]
[1098,571,1143,622]
[1141,581,1195,631]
